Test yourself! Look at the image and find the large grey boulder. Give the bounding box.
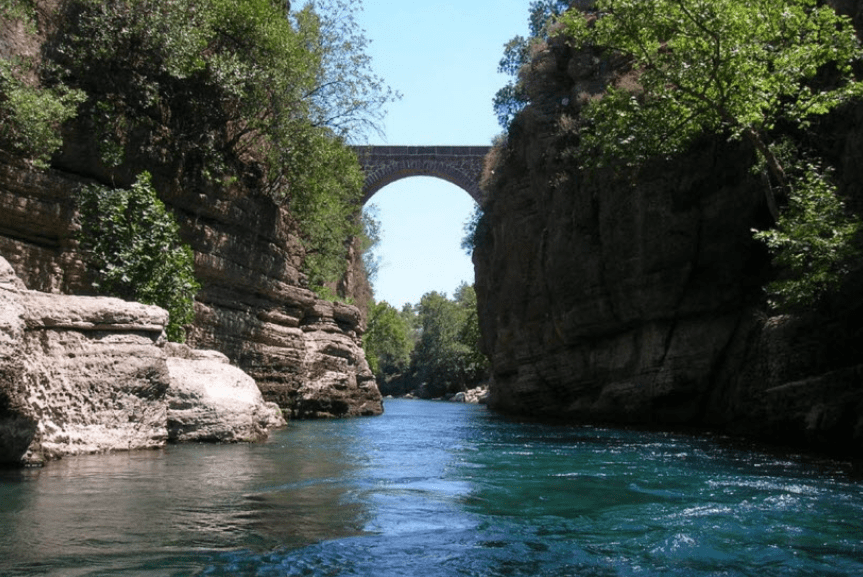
[0,257,170,465]
[165,343,285,442]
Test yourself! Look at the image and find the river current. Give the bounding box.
[1,399,861,576]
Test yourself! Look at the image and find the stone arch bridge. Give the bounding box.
[353,146,491,204]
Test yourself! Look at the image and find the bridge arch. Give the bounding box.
[353,146,490,204]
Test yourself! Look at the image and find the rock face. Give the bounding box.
[0,257,286,465]
[0,256,170,464]
[474,31,863,457]
[164,343,285,443]
[0,150,381,420]
[0,4,380,419]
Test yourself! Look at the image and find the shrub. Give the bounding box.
[76,172,200,342]
[0,3,85,167]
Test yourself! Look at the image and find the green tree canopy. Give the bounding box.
[0,3,85,166]
[559,0,863,308]
[561,0,863,179]
[16,0,395,294]
[363,286,488,397]
[409,285,489,397]
[363,300,413,378]
[302,0,400,140]
[360,203,382,284]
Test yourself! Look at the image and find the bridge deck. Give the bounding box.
[353,145,490,157]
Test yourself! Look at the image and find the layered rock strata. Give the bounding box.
[475,31,863,457]
[0,151,381,420]
[0,257,285,465]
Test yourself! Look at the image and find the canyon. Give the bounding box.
[0,148,381,423]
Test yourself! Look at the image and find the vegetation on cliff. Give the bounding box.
[557,0,863,309]
[493,0,572,129]
[76,172,200,342]
[495,0,863,310]
[476,1,863,449]
[0,1,85,167]
[0,0,395,296]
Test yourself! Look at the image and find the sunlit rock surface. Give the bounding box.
[0,257,287,465]
[0,256,170,464]
[165,343,285,442]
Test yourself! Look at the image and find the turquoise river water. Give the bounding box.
[1,398,862,576]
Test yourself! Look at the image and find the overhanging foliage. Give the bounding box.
[558,0,863,308]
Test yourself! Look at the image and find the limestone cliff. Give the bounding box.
[475,23,863,457]
[0,1,381,421]
[0,150,381,420]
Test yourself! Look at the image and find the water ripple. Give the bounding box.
[2,399,861,576]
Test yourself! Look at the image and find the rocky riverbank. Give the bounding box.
[0,149,381,421]
[0,256,284,466]
[0,2,381,424]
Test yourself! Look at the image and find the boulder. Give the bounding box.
[164,342,285,442]
[0,257,170,465]
[464,386,490,404]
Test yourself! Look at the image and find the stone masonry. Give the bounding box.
[353,146,491,203]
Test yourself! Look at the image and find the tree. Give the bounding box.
[42,0,394,294]
[400,303,421,345]
[754,164,861,310]
[493,0,572,128]
[298,0,401,140]
[0,4,85,167]
[559,0,863,308]
[362,300,413,378]
[364,288,488,397]
[461,203,485,256]
[360,203,382,284]
[408,286,489,397]
[452,283,489,379]
[410,291,467,396]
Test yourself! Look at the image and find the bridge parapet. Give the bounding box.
[353,145,491,203]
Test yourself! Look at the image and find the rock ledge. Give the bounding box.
[0,257,284,466]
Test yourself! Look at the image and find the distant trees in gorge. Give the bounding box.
[363,284,489,398]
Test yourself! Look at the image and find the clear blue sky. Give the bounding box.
[353,0,533,309]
